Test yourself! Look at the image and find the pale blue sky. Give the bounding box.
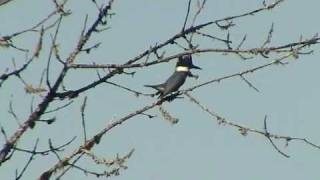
[1,0,320,179]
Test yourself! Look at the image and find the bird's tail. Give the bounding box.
[144,84,157,89]
[144,84,164,91]
[144,84,163,97]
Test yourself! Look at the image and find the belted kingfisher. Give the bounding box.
[145,54,201,98]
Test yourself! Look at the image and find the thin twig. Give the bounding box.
[184,93,320,155]
[38,97,167,180]
[80,96,88,143]
[263,115,290,158]
[15,139,39,180]
[181,0,192,32]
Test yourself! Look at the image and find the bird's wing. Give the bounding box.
[162,72,187,96]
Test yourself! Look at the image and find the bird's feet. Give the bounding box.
[162,93,183,102]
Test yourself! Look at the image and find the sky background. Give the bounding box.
[1,0,320,179]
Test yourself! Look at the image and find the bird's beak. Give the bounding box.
[191,64,201,70]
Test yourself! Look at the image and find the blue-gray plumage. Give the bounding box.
[145,54,201,98]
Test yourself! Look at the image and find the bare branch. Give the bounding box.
[4,0,69,39]
[0,0,116,164]
[184,93,320,153]
[239,75,260,92]
[80,96,88,143]
[262,23,274,48]
[44,101,74,114]
[105,81,154,97]
[13,137,76,156]
[15,139,39,180]
[158,106,179,124]
[263,115,290,158]
[38,97,168,180]
[68,35,320,70]
[181,0,192,32]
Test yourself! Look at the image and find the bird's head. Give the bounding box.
[175,54,201,72]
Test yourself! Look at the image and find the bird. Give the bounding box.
[145,54,201,98]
